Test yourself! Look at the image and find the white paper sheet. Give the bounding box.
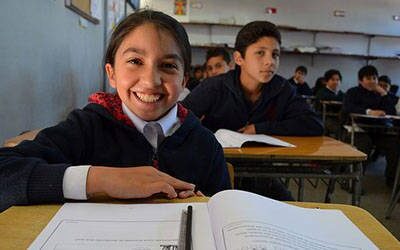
[29,203,215,250]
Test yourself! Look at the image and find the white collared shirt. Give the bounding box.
[62,104,181,200]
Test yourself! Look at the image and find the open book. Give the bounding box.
[29,190,377,250]
[215,129,295,148]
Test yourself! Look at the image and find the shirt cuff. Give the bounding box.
[62,165,91,200]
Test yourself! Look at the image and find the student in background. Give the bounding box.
[182,20,323,200]
[315,69,345,137]
[343,65,399,187]
[316,69,344,102]
[205,47,231,78]
[0,10,230,212]
[288,65,313,96]
[378,75,399,106]
[185,65,204,91]
[312,76,326,96]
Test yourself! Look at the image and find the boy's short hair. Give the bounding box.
[324,69,342,81]
[206,47,231,64]
[358,65,378,81]
[378,75,391,85]
[295,66,307,75]
[234,21,281,57]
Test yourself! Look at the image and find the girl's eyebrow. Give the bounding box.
[122,47,183,63]
[122,47,145,55]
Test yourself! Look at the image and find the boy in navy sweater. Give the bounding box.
[343,65,399,186]
[182,21,323,200]
[0,10,230,212]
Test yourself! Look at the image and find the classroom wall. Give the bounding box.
[144,0,400,92]
[0,0,105,143]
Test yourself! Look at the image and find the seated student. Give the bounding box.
[316,69,344,102]
[312,76,326,96]
[288,65,313,96]
[185,65,203,91]
[343,65,399,186]
[182,21,323,200]
[316,69,345,137]
[205,47,231,78]
[378,75,399,106]
[0,10,230,212]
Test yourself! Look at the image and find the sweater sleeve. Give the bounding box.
[0,110,90,211]
[201,140,231,196]
[343,88,367,115]
[254,89,324,136]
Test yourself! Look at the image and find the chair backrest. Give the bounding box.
[3,129,41,147]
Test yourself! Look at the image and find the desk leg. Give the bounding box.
[298,178,304,201]
[352,163,362,206]
[385,154,400,219]
[325,178,336,203]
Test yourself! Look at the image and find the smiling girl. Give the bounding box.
[0,10,230,211]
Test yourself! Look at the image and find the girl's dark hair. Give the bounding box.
[324,69,342,81]
[234,21,281,58]
[105,9,191,74]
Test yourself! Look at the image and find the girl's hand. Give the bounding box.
[86,166,195,199]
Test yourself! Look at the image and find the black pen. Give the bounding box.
[185,205,193,250]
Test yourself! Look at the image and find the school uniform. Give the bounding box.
[182,68,323,136]
[288,77,313,96]
[343,85,399,185]
[0,93,230,211]
[315,87,345,138]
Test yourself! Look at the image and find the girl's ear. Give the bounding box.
[105,63,116,88]
[233,51,244,66]
[182,74,189,89]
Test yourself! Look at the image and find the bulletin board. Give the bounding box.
[65,0,100,24]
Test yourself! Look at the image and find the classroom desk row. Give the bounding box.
[0,197,399,249]
[224,136,366,205]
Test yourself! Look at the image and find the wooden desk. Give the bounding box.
[3,129,40,147]
[0,199,398,249]
[224,136,367,205]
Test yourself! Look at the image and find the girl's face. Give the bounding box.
[106,23,186,121]
[234,36,280,86]
[326,74,341,91]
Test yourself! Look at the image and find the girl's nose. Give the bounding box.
[141,65,161,87]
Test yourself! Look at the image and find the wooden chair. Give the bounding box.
[3,129,41,147]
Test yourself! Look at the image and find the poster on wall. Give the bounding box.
[173,0,189,22]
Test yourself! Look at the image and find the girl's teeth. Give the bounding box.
[136,93,161,103]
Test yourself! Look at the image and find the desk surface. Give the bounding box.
[224,136,366,162]
[0,198,398,249]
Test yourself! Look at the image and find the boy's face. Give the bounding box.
[359,75,378,91]
[378,81,390,92]
[294,70,306,84]
[326,74,341,91]
[206,55,230,77]
[234,36,280,85]
[105,23,186,121]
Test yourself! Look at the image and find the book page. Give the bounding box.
[214,129,295,148]
[29,203,216,250]
[208,190,377,250]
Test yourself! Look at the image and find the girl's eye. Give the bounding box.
[128,58,143,65]
[162,63,178,70]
